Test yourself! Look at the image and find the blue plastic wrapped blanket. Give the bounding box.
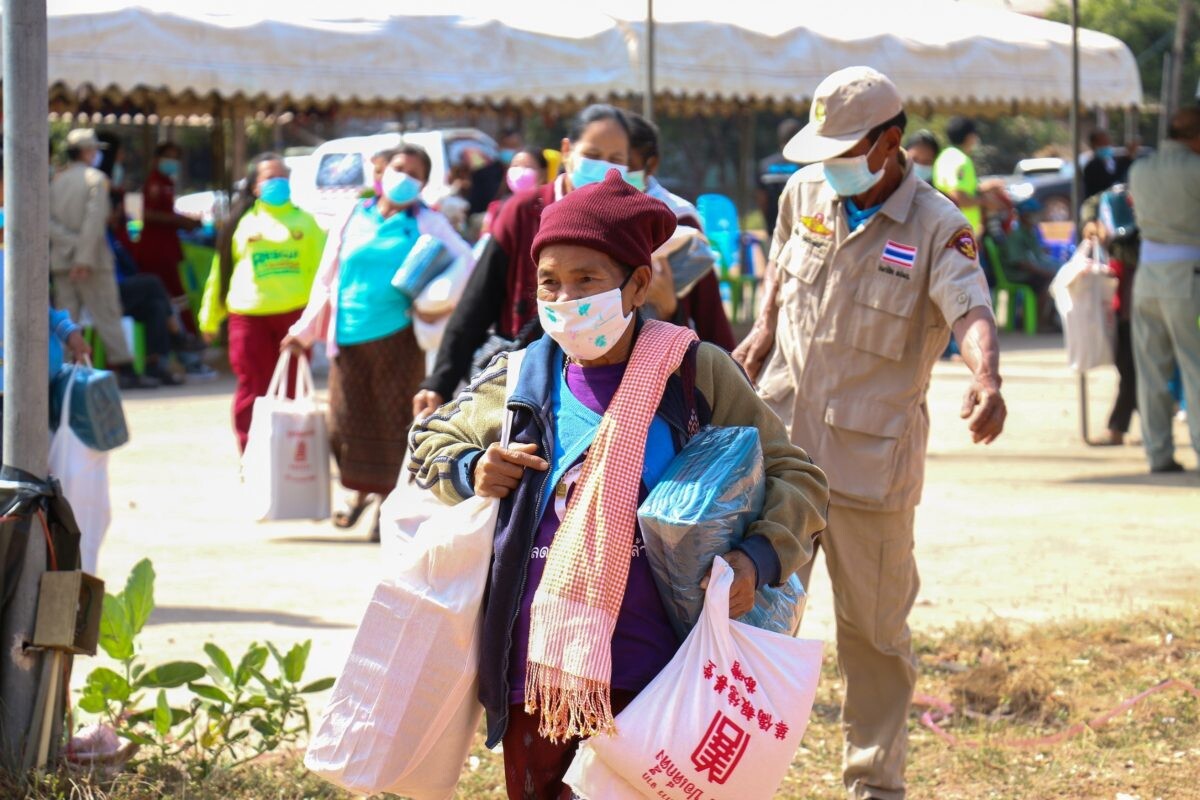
[638,425,806,638]
[391,234,456,299]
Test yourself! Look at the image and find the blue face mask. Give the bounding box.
[823,153,884,198]
[569,155,627,189]
[381,168,423,206]
[1096,146,1114,160]
[499,148,517,165]
[625,169,647,192]
[158,158,181,179]
[259,177,291,207]
[0,208,5,231]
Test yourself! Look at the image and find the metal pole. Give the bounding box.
[1069,0,1090,444]
[1168,0,1193,119]
[0,0,50,769]
[643,0,655,122]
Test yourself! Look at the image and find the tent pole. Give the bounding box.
[643,0,655,122]
[1070,0,1090,445]
[0,0,50,770]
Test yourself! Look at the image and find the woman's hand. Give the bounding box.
[279,335,305,355]
[646,257,678,318]
[65,330,92,363]
[412,389,445,422]
[473,442,548,498]
[700,550,759,618]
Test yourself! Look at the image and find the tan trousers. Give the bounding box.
[796,504,918,800]
[53,270,131,365]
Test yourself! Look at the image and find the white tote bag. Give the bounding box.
[566,557,824,800]
[305,350,524,800]
[1050,239,1117,373]
[242,351,331,521]
[48,365,111,575]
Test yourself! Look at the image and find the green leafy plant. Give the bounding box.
[77,558,334,778]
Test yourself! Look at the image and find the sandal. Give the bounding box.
[333,492,373,529]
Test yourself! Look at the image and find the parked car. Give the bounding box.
[997,146,1150,222]
[292,128,498,229]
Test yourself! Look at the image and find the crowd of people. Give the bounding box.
[22,61,1199,800]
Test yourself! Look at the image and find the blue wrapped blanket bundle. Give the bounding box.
[638,425,806,638]
[391,234,456,299]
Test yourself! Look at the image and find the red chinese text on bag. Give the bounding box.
[566,557,823,800]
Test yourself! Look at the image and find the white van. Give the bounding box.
[293,128,497,229]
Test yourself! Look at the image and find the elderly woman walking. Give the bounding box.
[285,144,471,537]
[408,171,829,799]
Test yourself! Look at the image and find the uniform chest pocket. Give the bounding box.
[779,235,830,285]
[847,272,921,361]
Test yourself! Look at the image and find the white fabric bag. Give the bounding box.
[48,365,111,575]
[413,248,480,357]
[305,350,524,800]
[566,557,824,800]
[1050,239,1117,373]
[241,351,331,521]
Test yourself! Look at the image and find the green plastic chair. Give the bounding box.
[983,236,1038,336]
[86,321,147,374]
[179,241,216,320]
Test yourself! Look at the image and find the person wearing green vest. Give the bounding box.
[199,153,326,451]
[933,116,984,235]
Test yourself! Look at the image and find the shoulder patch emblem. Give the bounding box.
[800,212,833,237]
[946,227,977,260]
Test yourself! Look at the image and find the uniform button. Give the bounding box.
[957,292,968,304]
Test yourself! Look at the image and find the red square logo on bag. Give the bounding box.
[691,711,750,785]
[294,440,308,464]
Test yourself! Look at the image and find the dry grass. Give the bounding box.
[9,603,1199,800]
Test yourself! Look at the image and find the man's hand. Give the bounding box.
[65,330,91,363]
[961,376,1006,444]
[700,550,759,618]
[732,320,776,384]
[68,265,92,283]
[412,389,445,422]
[473,442,548,499]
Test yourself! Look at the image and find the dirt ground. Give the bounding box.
[75,333,1200,705]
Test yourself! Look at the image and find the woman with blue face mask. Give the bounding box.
[285,144,473,539]
[199,153,326,452]
[412,104,633,422]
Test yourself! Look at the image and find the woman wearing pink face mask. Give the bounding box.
[483,147,549,236]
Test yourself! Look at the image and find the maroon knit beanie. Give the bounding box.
[531,169,678,269]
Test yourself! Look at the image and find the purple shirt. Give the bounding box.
[508,361,681,704]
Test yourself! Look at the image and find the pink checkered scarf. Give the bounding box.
[525,320,699,742]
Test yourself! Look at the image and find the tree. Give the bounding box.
[1048,0,1199,107]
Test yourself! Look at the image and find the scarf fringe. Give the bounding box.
[524,661,616,743]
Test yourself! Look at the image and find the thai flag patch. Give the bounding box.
[880,240,917,269]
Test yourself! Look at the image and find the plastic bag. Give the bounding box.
[306,350,525,800]
[638,426,804,637]
[49,360,128,452]
[565,557,823,800]
[48,366,111,575]
[242,351,331,521]
[414,250,477,317]
[1049,239,1117,373]
[654,227,718,297]
[391,234,456,299]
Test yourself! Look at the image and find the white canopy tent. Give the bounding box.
[23,0,1141,113]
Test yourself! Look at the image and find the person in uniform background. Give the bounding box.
[733,67,1006,800]
[904,129,940,183]
[757,118,804,241]
[50,128,159,390]
[1126,106,1200,474]
[933,116,985,236]
[200,153,327,452]
[626,112,737,351]
[136,142,202,316]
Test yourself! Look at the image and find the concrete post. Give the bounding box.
[0,0,50,770]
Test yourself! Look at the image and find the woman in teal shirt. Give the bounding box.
[287,145,470,537]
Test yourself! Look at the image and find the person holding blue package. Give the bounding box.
[407,171,829,800]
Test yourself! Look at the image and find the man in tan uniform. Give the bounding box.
[50,128,158,389]
[735,67,1007,800]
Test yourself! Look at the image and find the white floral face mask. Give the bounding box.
[537,284,632,361]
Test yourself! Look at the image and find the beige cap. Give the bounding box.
[784,66,903,163]
[66,128,107,150]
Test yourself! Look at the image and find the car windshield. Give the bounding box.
[316,152,364,189]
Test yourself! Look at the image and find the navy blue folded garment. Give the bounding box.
[391,234,456,299]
